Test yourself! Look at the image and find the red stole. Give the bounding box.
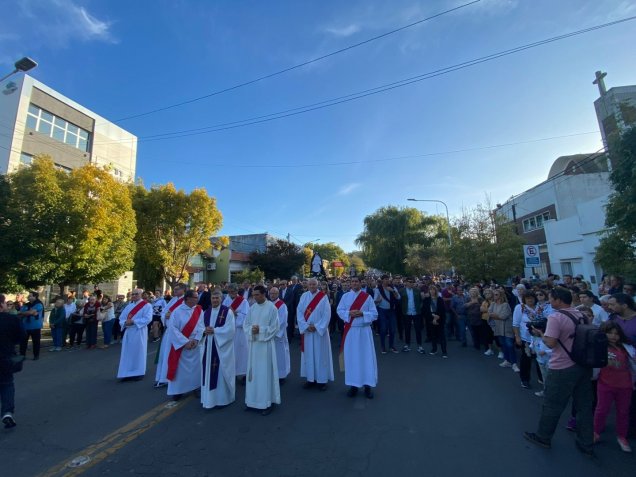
[230,295,245,312]
[300,291,326,352]
[339,291,369,352]
[168,297,184,313]
[167,305,203,381]
[274,299,284,309]
[126,300,148,320]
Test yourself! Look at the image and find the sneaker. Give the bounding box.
[417,346,425,354]
[381,350,387,355]
[49,347,57,352]
[484,349,494,356]
[566,417,577,432]
[512,364,520,373]
[429,351,438,356]
[390,348,399,354]
[534,390,545,397]
[2,413,16,429]
[537,378,544,385]
[523,432,550,449]
[617,437,632,453]
[499,360,512,368]
[497,352,504,359]
[521,382,530,389]
[402,345,411,352]
[442,355,448,359]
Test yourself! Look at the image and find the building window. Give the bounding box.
[26,104,90,152]
[523,211,552,233]
[561,262,573,276]
[20,152,33,165]
[54,163,72,173]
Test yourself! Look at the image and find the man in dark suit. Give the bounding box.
[285,276,303,340]
[1,297,25,428]
[197,283,211,312]
[400,278,424,353]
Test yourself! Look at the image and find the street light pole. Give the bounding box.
[0,57,38,83]
[407,198,452,247]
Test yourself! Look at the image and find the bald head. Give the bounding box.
[269,287,280,300]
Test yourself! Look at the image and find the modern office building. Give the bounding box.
[0,74,137,180]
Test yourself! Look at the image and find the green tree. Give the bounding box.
[346,251,367,275]
[404,238,451,276]
[451,202,524,282]
[133,183,223,290]
[250,239,306,279]
[304,241,350,276]
[233,267,265,285]
[596,127,636,279]
[355,206,445,274]
[0,157,136,294]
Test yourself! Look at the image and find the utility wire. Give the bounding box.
[90,15,636,147]
[113,1,481,122]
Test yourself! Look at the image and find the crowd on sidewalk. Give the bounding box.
[1,272,635,456]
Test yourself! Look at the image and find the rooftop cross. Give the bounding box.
[593,70,607,96]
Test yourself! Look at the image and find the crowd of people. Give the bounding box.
[1,271,635,457]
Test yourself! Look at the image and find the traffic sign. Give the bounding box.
[523,245,540,266]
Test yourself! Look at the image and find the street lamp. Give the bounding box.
[0,57,38,83]
[407,198,452,246]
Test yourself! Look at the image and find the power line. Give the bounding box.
[90,15,636,147]
[113,0,481,122]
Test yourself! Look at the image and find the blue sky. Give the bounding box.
[1,0,635,251]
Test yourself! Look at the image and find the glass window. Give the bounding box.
[66,124,79,136]
[536,215,543,227]
[26,114,37,130]
[20,153,33,165]
[543,212,550,221]
[28,104,39,116]
[528,217,536,230]
[78,138,88,152]
[65,132,78,146]
[38,120,52,135]
[79,130,88,140]
[54,116,67,128]
[52,126,65,142]
[40,110,53,123]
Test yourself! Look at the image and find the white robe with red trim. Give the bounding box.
[117,301,153,378]
[297,291,334,383]
[223,295,249,376]
[166,304,205,396]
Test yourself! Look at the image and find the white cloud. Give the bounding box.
[0,0,116,64]
[337,182,362,196]
[324,23,361,38]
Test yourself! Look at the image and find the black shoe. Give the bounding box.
[575,440,595,457]
[172,394,183,402]
[364,385,374,399]
[347,386,358,397]
[279,378,286,385]
[523,432,551,449]
[261,407,272,416]
[521,382,531,389]
[319,383,328,391]
[303,381,315,389]
[2,413,16,429]
[131,376,143,382]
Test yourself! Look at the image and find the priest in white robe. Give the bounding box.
[200,290,236,409]
[269,287,290,381]
[244,285,280,415]
[297,278,334,390]
[337,276,378,398]
[166,290,205,399]
[117,289,153,381]
[154,283,186,388]
[223,283,249,380]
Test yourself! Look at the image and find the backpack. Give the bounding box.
[557,310,608,368]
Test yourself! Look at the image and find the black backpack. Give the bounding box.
[557,310,608,368]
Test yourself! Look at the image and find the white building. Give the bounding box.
[0,74,137,181]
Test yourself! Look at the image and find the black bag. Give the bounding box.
[557,310,608,368]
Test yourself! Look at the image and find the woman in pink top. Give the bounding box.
[593,321,636,453]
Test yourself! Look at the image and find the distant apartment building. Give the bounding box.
[0,74,137,181]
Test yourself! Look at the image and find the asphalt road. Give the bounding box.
[1,332,633,477]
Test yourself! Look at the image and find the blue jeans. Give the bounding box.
[378,308,396,351]
[102,319,115,345]
[51,327,64,348]
[498,336,516,364]
[0,372,15,415]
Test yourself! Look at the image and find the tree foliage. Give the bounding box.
[355,206,446,275]
[0,157,136,293]
[596,127,636,279]
[132,183,223,290]
[233,267,265,285]
[250,239,305,279]
[404,239,451,277]
[451,202,524,283]
[346,251,367,275]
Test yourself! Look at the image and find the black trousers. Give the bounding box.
[395,307,404,341]
[287,311,296,340]
[519,341,543,385]
[403,314,423,346]
[20,329,41,358]
[85,321,98,347]
[69,323,85,346]
[428,318,447,354]
[112,319,123,341]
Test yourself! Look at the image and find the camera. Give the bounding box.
[526,318,548,332]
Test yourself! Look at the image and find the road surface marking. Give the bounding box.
[37,397,190,477]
